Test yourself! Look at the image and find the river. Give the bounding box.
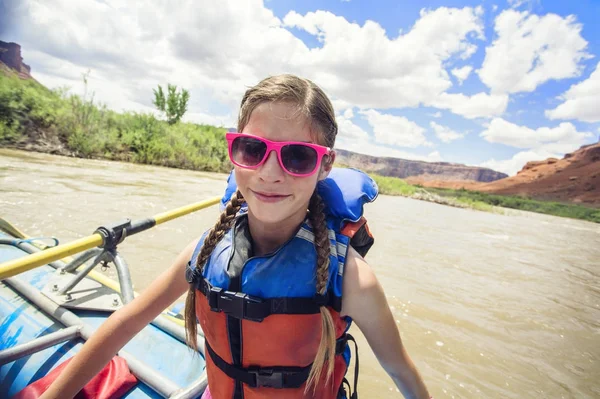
[1,148,599,398]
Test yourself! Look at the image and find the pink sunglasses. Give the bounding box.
[226,132,332,177]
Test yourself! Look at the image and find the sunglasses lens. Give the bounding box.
[281,144,318,175]
[231,136,267,166]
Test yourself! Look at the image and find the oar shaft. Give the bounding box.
[0,196,222,280]
[153,196,221,225]
[0,234,103,279]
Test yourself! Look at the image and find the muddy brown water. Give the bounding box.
[2,148,599,398]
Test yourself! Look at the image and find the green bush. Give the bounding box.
[0,71,230,172]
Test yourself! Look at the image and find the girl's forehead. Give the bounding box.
[244,102,314,142]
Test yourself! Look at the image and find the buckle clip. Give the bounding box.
[208,286,223,311]
[209,288,264,321]
[250,368,284,389]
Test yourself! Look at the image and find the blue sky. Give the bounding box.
[2,0,599,175]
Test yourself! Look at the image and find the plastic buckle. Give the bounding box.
[210,290,265,321]
[218,291,247,318]
[208,286,223,311]
[250,368,284,389]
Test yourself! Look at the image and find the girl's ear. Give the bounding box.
[318,151,335,181]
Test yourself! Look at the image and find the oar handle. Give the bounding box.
[0,234,104,279]
[0,196,221,280]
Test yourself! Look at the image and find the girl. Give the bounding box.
[39,74,431,399]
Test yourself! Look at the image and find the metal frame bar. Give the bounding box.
[0,325,82,365]
[5,276,186,398]
[58,250,107,295]
[10,239,205,346]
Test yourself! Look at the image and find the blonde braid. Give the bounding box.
[184,190,245,350]
[305,191,337,394]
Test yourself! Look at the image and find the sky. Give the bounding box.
[1,0,599,176]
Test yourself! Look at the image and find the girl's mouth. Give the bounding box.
[252,190,290,203]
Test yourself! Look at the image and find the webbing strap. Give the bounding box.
[205,334,352,389]
[188,271,342,321]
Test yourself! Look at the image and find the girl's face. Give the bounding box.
[234,101,333,228]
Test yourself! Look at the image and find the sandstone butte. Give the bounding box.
[406,143,600,208]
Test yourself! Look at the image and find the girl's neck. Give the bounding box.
[247,208,308,256]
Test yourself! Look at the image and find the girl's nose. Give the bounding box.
[258,150,285,182]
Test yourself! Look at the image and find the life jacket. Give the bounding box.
[186,168,378,399]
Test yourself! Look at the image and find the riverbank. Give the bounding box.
[2,70,599,223]
[372,174,600,223]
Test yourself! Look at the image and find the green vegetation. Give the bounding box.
[370,173,600,223]
[426,187,600,223]
[370,174,495,212]
[0,71,230,172]
[152,84,190,125]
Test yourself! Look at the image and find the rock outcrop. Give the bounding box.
[0,41,32,78]
[335,148,507,182]
[407,143,600,207]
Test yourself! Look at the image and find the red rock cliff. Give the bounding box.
[0,41,32,78]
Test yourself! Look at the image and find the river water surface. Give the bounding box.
[1,148,599,398]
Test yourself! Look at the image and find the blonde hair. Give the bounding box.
[185,74,339,394]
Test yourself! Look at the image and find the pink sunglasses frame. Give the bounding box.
[226,132,332,177]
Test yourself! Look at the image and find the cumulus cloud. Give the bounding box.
[2,1,507,121]
[480,118,593,151]
[283,7,490,113]
[430,122,465,143]
[545,62,600,123]
[451,66,473,84]
[431,92,508,119]
[479,10,591,94]
[479,118,594,175]
[480,149,559,176]
[360,110,431,148]
[334,114,441,161]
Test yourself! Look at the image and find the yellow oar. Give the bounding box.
[0,196,221,280]
[0,217,28,240]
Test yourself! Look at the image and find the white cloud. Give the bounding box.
[492,4,499,12]
[430,111,443,118]
[334,114,441,161]
[343,108,354,119]
[336,139,443,162]
[480,149,558,176]
[360,109,431,148]
[451,66,473,84]
[479,10,591,94]
[336,114,371,142]
[545,62,600,123]
[431,92,508,119]
[508,0,527,7]
[478,118,595,175]
[430,122,465,143]
[480,118,593,151]
[282,7,497,115]
[3,1,508,122]
[184,112,236,128]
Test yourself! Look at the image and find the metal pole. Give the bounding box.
[60,248,103,273]
[112,251,135,304]
[170,373,209,399]
[0,326,81,365]
[5,276,181,398]
[9,238,205,341]
[57,250,107,295]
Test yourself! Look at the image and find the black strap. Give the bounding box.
[206,334,351,389]
[347,333,359,399]
[195,275,342,321]
[206,342,311,389]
